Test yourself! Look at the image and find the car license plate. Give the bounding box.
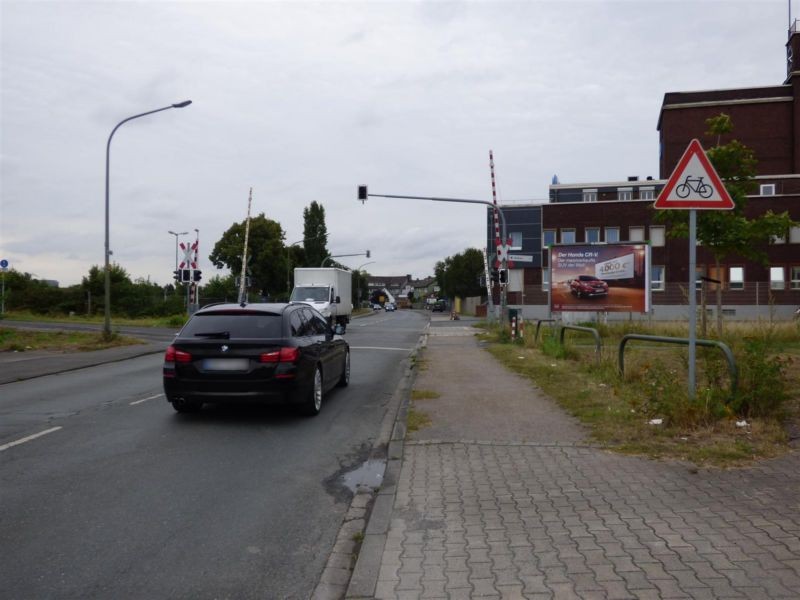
[202,358,249,371]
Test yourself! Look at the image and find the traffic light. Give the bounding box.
[357,185,368,202]
[193,270,202,282]
[490,269,499,284]
[366,249,370,258]
[181,269,191,282]
[499,269,508,284]
[173,270,180,283]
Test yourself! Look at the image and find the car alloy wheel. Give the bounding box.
[302,366,323,416]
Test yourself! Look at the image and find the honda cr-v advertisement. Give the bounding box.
[550,244,650,313]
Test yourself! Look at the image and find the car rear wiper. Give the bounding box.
[193,331,230,339]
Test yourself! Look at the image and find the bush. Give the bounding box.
[732,339,792,418]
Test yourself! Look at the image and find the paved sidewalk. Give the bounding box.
[347,325,800,599]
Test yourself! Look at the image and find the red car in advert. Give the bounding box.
[569,275,609,298]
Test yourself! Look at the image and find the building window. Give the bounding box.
[582,189,597,202]
[585,227,600,243]
[605,227,620,243]
[542,268,550,291]
[561,228,576,244]
[760,183,776,196]
[629,226,645,242]
[791,266,800,290]
[790,226,800,243]
[729,267,744,290]
[640,188,655,200]
[770,267,785,290]
[618,188,633,201]
[509,231,523,250]
[649,226,665,247]
[542,229,556,248]
[651,265,665,291]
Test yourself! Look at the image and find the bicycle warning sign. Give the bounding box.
[654,139,734,210]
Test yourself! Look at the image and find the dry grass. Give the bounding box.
[483,319,799,468]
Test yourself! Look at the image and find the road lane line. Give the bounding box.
[130,393,164,405]
[350,346,412,352]
[0,427,63,452]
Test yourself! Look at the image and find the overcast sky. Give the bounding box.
[0,0,791,287]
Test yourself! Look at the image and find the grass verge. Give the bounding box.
[481,321,798,468]
[0,327,142,352]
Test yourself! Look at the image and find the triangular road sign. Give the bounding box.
[654,139,734,210]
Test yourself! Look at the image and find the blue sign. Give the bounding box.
[0,259,8,269]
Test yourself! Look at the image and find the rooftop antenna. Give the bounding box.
[238,187,253,305]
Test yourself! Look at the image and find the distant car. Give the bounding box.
[570,275,609,298]
[163,302,349,416]
[384,303,396,312]
[372,303,382,311]
[431,301,446,312]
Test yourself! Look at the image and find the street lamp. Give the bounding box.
[321,251,370,268]
[354,260,375,307]
[103,100,192,340]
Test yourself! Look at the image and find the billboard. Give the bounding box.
[550,244,650,313]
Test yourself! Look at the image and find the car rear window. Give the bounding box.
[181,312,283,339]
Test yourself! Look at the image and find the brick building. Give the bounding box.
[487,23,800,320]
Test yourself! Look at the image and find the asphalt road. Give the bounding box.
[0,309,428,600]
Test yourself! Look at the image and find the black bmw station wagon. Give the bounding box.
[163,303,349,416]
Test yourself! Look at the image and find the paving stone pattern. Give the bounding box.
[372,327,800,599]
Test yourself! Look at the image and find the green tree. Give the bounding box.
[200,273,237,304]
[434,248,486,299]
[302,201,329,267]
[209,213,287,298]
[657,114,797,334]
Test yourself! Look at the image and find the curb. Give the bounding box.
[311,324,429,600]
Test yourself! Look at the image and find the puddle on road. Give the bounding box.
[341,458,386,493]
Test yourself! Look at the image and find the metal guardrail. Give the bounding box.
[618,334,738,399]
[533,319,557,343]
[559,325,602,364]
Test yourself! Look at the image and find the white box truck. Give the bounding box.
[290,268,353,330]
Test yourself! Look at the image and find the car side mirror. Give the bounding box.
[335,295,341,304]
[334,324,345,335]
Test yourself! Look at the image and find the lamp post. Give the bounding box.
[321,251,370,268]
[286,233,327,297]
[354,260,375,307]
[104,100,192,340]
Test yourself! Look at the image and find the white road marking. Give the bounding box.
[0,426,63,452]
[350,346,412,352]
[130,393,164,406]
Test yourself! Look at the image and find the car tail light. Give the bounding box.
[165,345,192,363]
[259,347,300,363]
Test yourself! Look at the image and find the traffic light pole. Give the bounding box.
[359,190,507,323]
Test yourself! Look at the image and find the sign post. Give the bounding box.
[654,139,734,399]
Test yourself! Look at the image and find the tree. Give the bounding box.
[209,213,287,297]
[302,201,329,267]
[657,114,797,334]
[434,248,486,299]
[200,273,237,304]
